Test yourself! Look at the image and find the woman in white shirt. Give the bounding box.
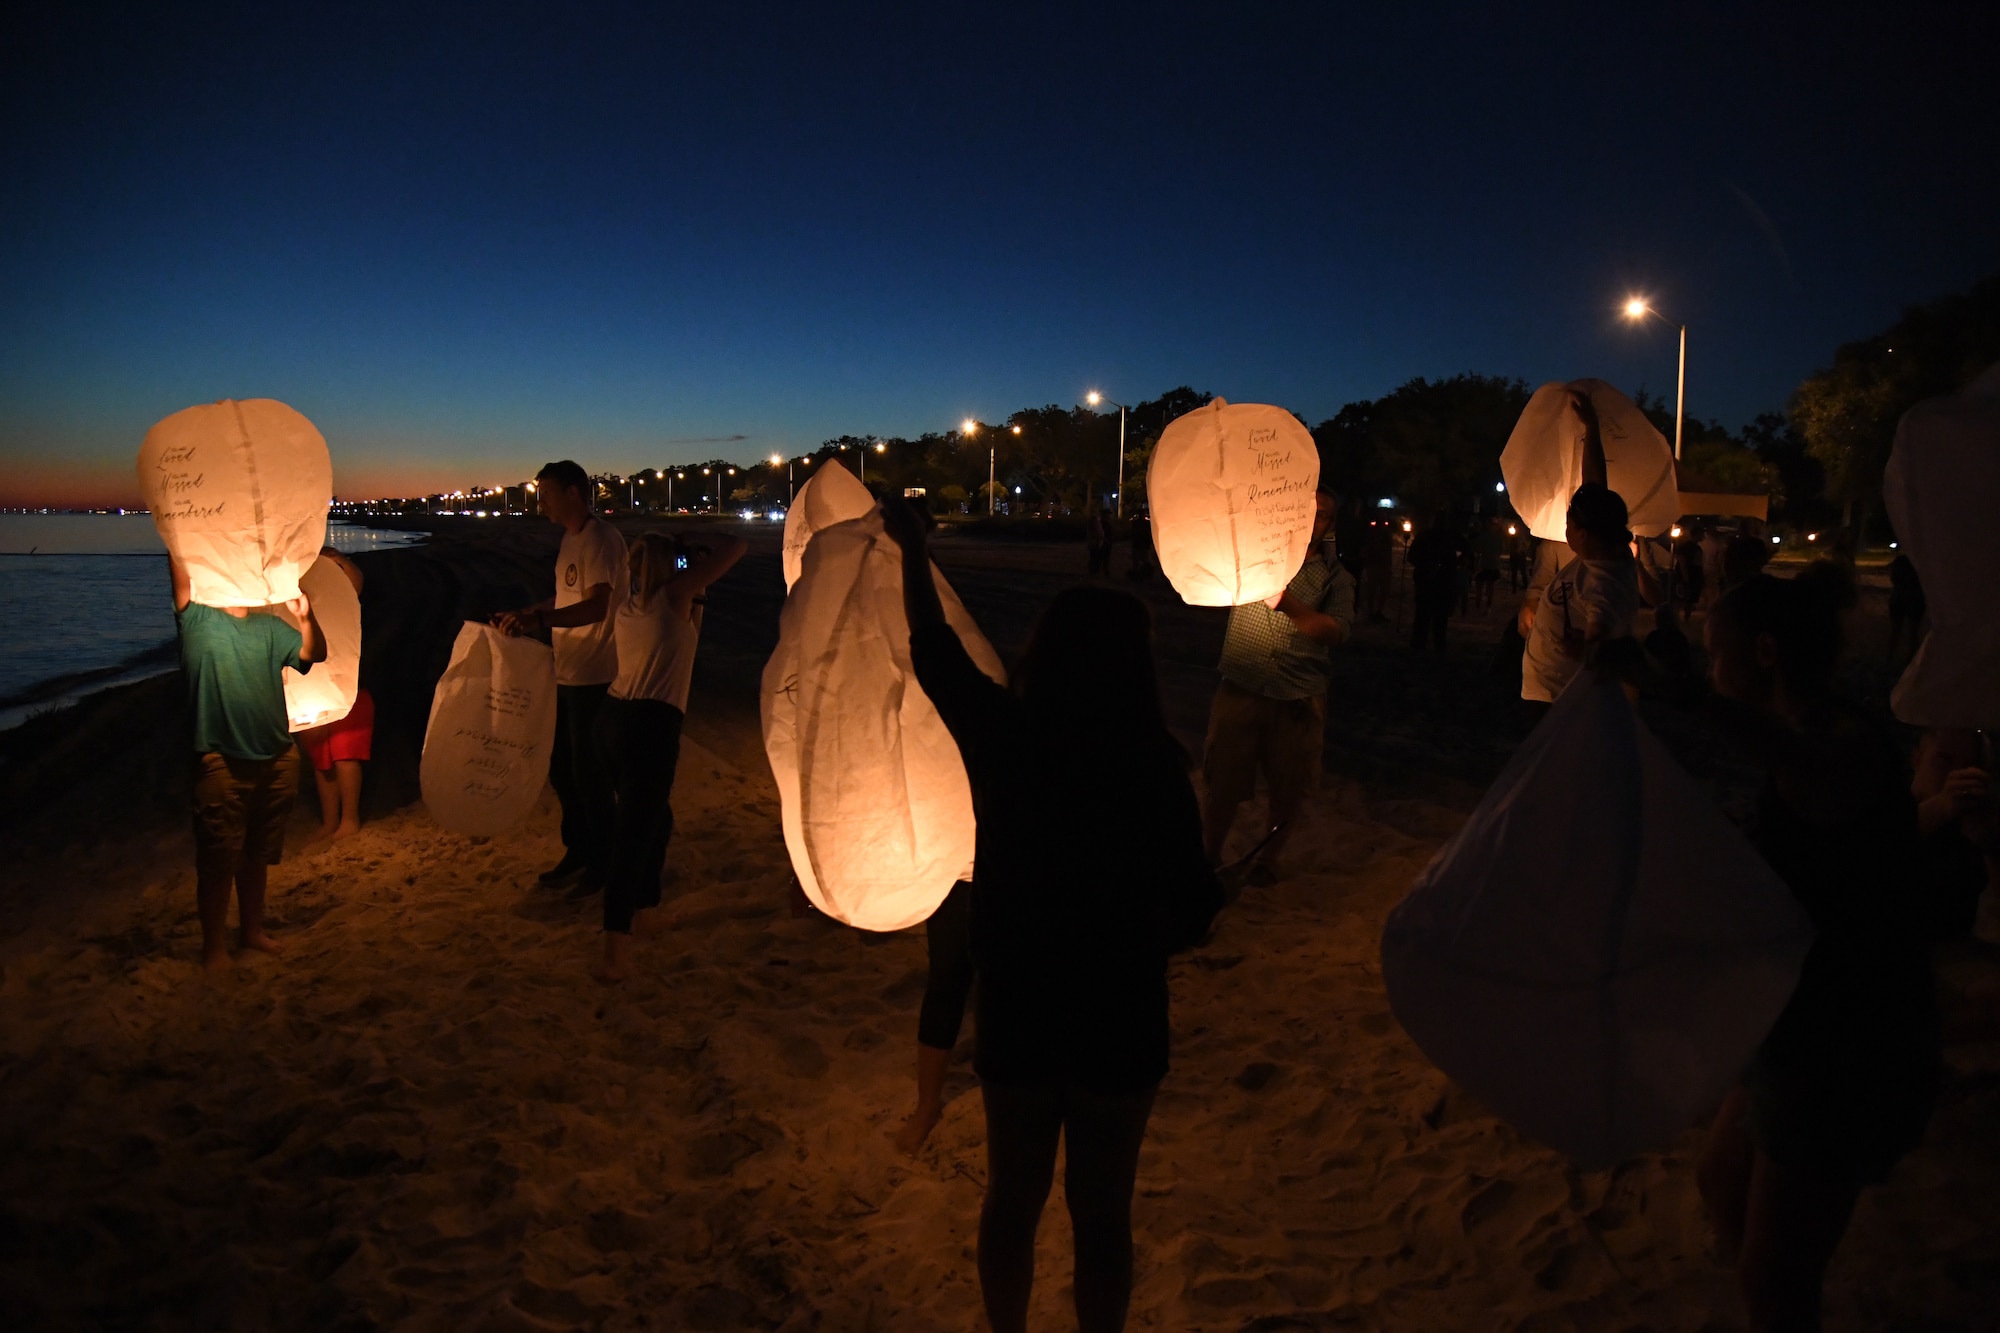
[593,529,746,979]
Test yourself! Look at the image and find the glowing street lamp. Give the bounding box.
[1085,390,1129,518]
[959,419,999,516]
[861,439,885,485]
[1622,297,1688,461]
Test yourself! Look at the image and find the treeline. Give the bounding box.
[608,274,1999,540]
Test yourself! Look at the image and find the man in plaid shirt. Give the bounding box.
[1201,486,1353,884]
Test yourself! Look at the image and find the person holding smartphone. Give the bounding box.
[592,529,745,980]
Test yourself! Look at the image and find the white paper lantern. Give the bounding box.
[1501,380,1679,541]
[762,510,1006,931]
[782,460,874,591]
[1885,362,2000,730]
[421,622,560,837]
[278,555,362,731]
[1381,672,1813,1168]
[138,398,333,606]
[1147,398,1321,606]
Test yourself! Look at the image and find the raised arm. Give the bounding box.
[1568,386,1606,489]
[288,592,327,663]
[671,532,749,600]
[881,496,946,630]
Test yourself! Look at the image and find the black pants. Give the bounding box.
[919,880,975,1050]
[1411,589,1451,652]
[1087,544,1111,576]
[551,682,614,875]
[593,696,684,934]
[979,1079,1158,1329]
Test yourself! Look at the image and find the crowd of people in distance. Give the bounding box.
[163,405,1994,1333]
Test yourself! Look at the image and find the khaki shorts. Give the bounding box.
[1202,680,1325,811]
[193,752,299,881]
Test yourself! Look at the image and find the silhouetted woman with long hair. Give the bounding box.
[882,497,1221,1333]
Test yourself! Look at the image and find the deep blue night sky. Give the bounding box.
[4,2,1996,504]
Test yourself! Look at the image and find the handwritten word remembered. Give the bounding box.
[1246,477,1313,504]
[156,499,227,521]
[463,778,511,800]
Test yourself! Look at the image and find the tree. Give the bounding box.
[1792,275,2000,532]
[1316,374,1528,514]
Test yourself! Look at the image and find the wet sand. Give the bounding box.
[1,523,1995,1330]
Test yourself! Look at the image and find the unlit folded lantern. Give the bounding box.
[1501,380,1678,541]
[279,554,362,731]
[421,622,560,837]
[1885,361,2000,730]
[1381,671,1813,1169]
[1147,398,1321,606]
[138,398,333,606]
[782,460,875,591]
[762,509,1006,931]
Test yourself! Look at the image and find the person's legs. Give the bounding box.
[979,1081,1065,1333]
[1062,1083,1158,1333]
[568,683,615,884]
[192,754,248,971]
[1735,1151,1862,1332]
[545,685,586,881]
[309,760,340,834]
[594,700,640,977]
[902,881,974,1153]
[1257,695,1324,877]
[1699,1085,1756,1267]
[631,704,683,922]
[235,755,296,956]
[333,759,363,834]
[1199,684,1259,863]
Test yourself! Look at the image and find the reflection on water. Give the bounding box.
[0,515,423,718]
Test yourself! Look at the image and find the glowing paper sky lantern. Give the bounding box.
[421,623,560,837]
[1500,380,1679,541]
[279,554,362,731]
[1382,672,1813,1168]
[1147,398,1321,606]
[782,458,874,590]
[762,509,1006,931]
[137,398,333,606]
[1885,362,2000,729]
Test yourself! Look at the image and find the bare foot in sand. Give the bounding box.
[238,931,285,957]
[300,821,357,857]
[631,907,668,938]
[894,1102,942,1156]
[595,931,635,984]
[202,947,234,975]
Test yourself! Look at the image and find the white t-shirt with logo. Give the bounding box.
[1521,552,1640,702]
[553,517,626,686]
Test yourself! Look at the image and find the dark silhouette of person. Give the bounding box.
[883,496,1221,1333]
[1406,514,1460,653]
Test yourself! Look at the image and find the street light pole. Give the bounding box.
[1085,391,1129,517]
[1623,298,1687,461]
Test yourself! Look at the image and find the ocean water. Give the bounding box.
[0,514,421,712]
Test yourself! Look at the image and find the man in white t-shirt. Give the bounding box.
[495,459,627,893]
[1518,390,1642,706]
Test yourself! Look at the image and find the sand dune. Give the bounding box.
[1,528,1995,1330]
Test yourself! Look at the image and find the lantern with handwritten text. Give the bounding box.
[763,509,1006,931]
[1147,398,1321,606]
[1501,380,1678,541]
[138,398,333,606]
[421,622,560,837]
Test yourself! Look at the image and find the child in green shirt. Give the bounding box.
[173,556,325,972]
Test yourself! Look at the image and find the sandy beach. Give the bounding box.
[2,523,1995,1331]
